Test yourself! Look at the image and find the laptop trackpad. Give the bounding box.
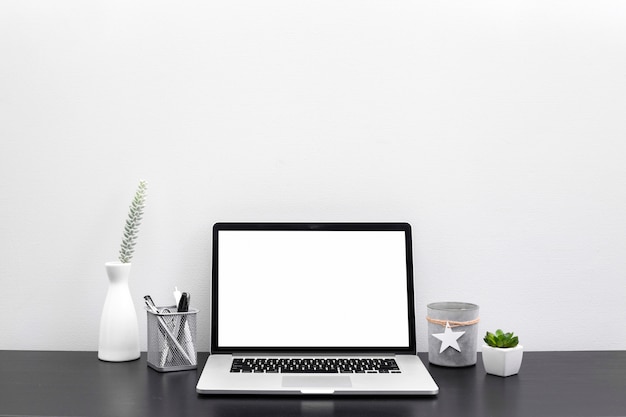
[282,376,352,390]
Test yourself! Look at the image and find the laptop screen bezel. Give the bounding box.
[210,222,417,355]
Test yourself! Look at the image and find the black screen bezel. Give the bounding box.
[210,222,417,355]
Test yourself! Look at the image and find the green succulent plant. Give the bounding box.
[484,329,519,348]
[118,180,147,263]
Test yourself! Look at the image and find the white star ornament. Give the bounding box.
[432,322,465,353]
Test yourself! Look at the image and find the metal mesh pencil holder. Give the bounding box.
[146,306,198,372]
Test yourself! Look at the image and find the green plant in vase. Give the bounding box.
[118,179,148,263]
[98,179,148,362]
[482,328,523,377]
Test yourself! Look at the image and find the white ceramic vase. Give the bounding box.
[482,344,524,377]
[98,262,140,362]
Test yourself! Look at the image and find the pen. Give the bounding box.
[177,292,189,313]
[176,293,196,362]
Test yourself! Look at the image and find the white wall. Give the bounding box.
[1,0,625,352]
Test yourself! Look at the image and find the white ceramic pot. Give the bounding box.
[482,344,523,377]
[98,262,140,362]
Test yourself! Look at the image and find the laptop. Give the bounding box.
[196,222,439,395]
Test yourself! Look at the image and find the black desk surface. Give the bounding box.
[1,350,625,417]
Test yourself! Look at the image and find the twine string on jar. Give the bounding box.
[426,317,480,328]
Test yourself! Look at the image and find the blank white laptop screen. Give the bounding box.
[217,229,410,348]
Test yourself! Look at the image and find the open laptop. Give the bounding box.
[196,222,439,395]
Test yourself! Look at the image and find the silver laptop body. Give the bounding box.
[196,222,439,395]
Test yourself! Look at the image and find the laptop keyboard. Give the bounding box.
[230,358,401,374]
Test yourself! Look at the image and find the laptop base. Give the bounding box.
[196,354,439,395]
